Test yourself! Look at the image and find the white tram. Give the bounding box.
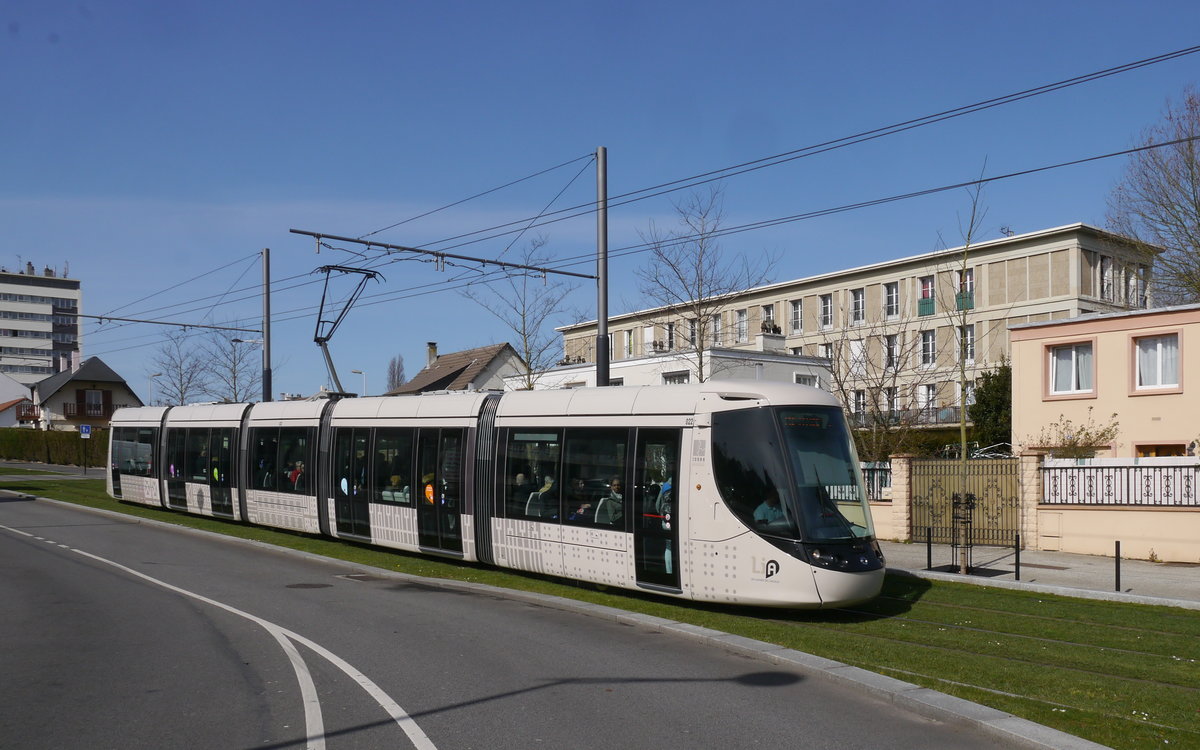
[108,381,885,607]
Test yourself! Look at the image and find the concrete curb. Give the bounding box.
[888,565,1200,611]
[20,495,1110,750]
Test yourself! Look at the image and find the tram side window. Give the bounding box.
[136,427,157,477]
[373,428,414,505]
[250,428,280,490]
[502,430,561,520]
[333,428,370,503]
[562,428,627,527]
[278,428,313,494]
[186,428,211,483]
[249,427,314,494]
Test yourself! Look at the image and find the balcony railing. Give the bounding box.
[16,404,39,421]
[848,406,966,428]
[63,403,118,419]
[917,297,935,316]
[955,291,975,311]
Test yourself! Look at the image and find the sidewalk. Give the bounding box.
[880,539,1200,609]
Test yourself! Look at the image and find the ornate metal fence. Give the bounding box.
[1042,458,1199,506]
[861,461,891,502]
[910,458,1021,544]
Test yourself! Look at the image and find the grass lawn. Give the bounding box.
[9,479,1197,750]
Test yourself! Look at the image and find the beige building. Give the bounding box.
[561,224,1150,426]
[0,263,81,386]
[1011,304,1200,458]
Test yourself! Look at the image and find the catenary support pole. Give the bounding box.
[595,146,609,387]
[262,248,273,402]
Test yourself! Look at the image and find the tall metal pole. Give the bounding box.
[262,248,273,402]
[595,147,610,386]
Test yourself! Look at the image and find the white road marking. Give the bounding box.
[69,548,438,750]
[0,524,34,537]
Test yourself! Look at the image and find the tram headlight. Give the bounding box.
[801,541,883,572]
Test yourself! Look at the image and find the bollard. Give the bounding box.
[1014,533,1021,582]
[926,527,933,571]
[1115,540,1121,592]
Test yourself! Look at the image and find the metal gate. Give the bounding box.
[910,458,1021,544]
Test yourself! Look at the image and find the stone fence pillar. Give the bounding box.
[888,454,917,542]
[1018,450,1046,549]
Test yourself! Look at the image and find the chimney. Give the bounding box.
[25,261,34,275]
[427,342,438,366]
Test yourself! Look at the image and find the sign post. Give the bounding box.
[79,424,91,476]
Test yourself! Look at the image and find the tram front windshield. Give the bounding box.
[711,406,874,542]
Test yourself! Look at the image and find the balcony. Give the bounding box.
[917,297,935,316]
[16,403,39,421]
[847,406,966,428]
[64,402,117,419]
[955,291,975,311]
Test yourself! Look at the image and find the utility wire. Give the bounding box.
[357,153,594,240]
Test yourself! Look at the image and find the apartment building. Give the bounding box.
[0,262,81,386]
[559,224,1150,425]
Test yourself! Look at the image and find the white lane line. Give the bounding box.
[267,626,326,750]
[69,548,437,750]
[0,524,34,537]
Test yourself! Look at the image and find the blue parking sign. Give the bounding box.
[80,425,91,439]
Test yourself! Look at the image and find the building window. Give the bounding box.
[849,339,865,376]
[917,384,937,417]
[1050,342,1094,394]
[624,330,634,357]
[609,378,624,387]
[819,294,833,328]
[920,329,936,366]
[959,380,976,407]
[819,342,833,360]
[735,309,748,342]
[958,324,975,363]
[666,323,676,351]
[955,268,974,310]
[883,386,900,413]
[761,304,775,327]
[918,275,935,316]
[790,300,802,333]
[793,373,817,387]
[711,314,722,345]
[850,288,865,324]
[662,370,690,385]
[687,319,697,348]
[884,282,899,318]
[884,334,900,370]
[1135,334,1179,389]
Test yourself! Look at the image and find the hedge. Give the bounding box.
[0,427,110,467]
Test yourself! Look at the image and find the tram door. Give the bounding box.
[165,428,187,510]
[333,428,371,538]
[633,429,681,590]
[208,428,234,517]
[417,428,464,553]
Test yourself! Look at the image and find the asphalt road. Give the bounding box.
[0,498,1013,749]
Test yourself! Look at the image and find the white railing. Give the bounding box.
[1042,457,1199,506]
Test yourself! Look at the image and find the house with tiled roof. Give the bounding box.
[387,342,526,395]
[30,357,142,430]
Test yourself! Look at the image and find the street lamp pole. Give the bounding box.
[147,372,162,406]
[351,369,366,397]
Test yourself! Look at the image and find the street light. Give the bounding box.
[350,369,366,397]
[147,372,162,406]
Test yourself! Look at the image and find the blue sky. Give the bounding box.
[4,1,1199,400]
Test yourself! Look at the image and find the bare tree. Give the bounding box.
[817,307,937,462]
[462,237,577,389]
[1107,88,1200,305]
[387,354,407,391]
[201,328,262,403]
[149,329,211,406]
[634,187,775,382]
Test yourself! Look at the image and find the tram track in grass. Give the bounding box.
[8,479,1198,750]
